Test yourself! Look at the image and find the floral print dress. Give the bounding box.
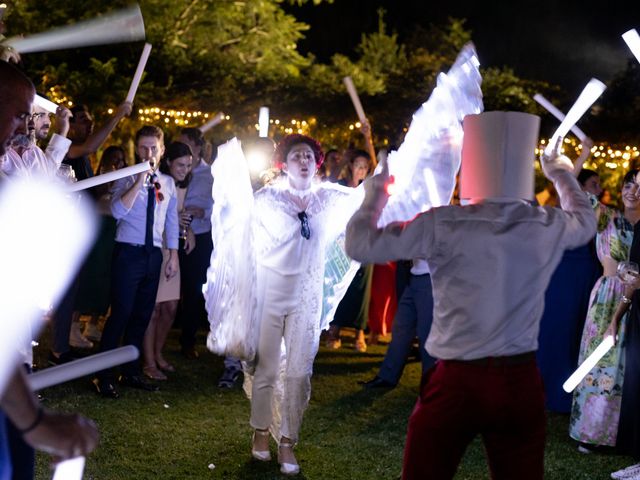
[569,200,633,446]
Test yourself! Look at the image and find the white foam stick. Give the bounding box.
[67,161,150,192]
[343,76,367,123]
[545,78,606,155]
[0,177,95,395]
[258,106,269,138]
[199,112,226,133]
[3,4,145,54]
[125,43,152,104]
[623,29,640,64]
[563,335,615,392]
[29,346,138,391]
[52,456,85,480]
[533,94,587,141]
[34,95,59,114]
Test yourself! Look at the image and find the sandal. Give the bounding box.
[251,429,271,461]
[157,360,176,373]
[143,366,167,381]
[278,439,300,475]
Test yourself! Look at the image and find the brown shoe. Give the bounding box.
[143,365,168,381]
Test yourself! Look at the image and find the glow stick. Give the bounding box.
[623,29,640,64]
[3,5,145,54]
[67,161,150,192]
[0,178,95,395]
[29,346,138,391]
[343,76,367,122]
[199,112,225,133]
[563,335,615,392]
[258,107,269,138]
[125,43,152,104]
[52,456,85,480]
[34,95,58,114]
[533,94,586,141]
[545,79,606,155]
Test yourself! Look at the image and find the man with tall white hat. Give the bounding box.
[345,111,597,479]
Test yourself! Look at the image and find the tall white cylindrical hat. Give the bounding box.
[460,111,540,202]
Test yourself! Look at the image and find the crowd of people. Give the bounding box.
[1,36,640,480]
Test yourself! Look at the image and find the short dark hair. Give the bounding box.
[180,127,205,148]
[160,141,193,188]
[69,104,89,121]
[274,134,324,169]
[135,125,164,145]
[577,168,599,186]
[623,169,639,185]
[0,61,34,105]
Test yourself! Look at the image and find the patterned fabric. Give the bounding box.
[570,199,633,446]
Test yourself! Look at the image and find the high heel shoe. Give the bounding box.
[278,440,300,476]
[251,429,271,462]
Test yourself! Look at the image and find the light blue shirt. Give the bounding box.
[184,160,213,234]
[111,171,179,250]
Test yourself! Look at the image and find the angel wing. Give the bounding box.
[203,138,259,361]
[378,43,484,226]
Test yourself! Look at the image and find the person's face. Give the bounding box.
[136,136,164,169]
[31,105,51,141]
[100,151,126,174]
[0,83,34,156]
[69,110,94,142]
[621,179,640,210]
[582,175,602,197]
[350,156,369,183]
[283,143,316,190]
[168,155,192,182]
[178,134,200,160]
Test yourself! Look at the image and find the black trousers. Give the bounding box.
[178,232,213,350]
[98,243,162,381]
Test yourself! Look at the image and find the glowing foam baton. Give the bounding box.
[199,112,226,133]
[562,335,615,392]
[259,107,269,138]
[544,79,606,155]
[343,76,367,123]
[623,29,640,64]
[3,4,145,54]
[67,161,150,192]
[34,95,58,114]
[29,346,139,391]
[125,43,152,104]
[52,456,85,480]
[533,94,586,141]
[0,178,95,395]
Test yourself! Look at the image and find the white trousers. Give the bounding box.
[249,266,321,442]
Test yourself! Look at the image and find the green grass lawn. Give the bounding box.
[33,331,634,479]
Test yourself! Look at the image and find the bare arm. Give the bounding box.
[572,137,594,176]
[67,102,132,158]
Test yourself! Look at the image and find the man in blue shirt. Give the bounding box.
[93,125,179,398]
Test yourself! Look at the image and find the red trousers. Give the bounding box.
[402,356,546,480]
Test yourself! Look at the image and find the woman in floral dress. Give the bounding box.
[570,169,640,449]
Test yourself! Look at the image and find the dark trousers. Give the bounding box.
[378,274,435,384]
[179,232,213,350]
[51,276,80,354]
[402,357,546,480]
[98,243,162,380]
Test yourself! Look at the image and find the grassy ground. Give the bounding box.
[33,330,634,480]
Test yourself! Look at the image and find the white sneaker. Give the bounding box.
[83,322,102,342]
[612,463,640,479]
[69,322,93,349]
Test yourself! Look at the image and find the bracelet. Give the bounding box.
[622,295,632,304]
[17,405,44,435]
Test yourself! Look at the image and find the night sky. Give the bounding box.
[288,0,640,96]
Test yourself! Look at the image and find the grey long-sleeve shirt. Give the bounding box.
[345,169,597,360]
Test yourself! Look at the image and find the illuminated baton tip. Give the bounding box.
[28,346,139,391]
[4,4,145,54]
[623,29,640,64]
[343,76,367,123]
[258,106,270,138]
[545,78,606,155]
[125,43,153,104]
[562,335,615,393]
[34,95,58,114]
[199,112,226,133]
[52,456,85,480]
[67,161,150,192]
[533,94,586,142]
